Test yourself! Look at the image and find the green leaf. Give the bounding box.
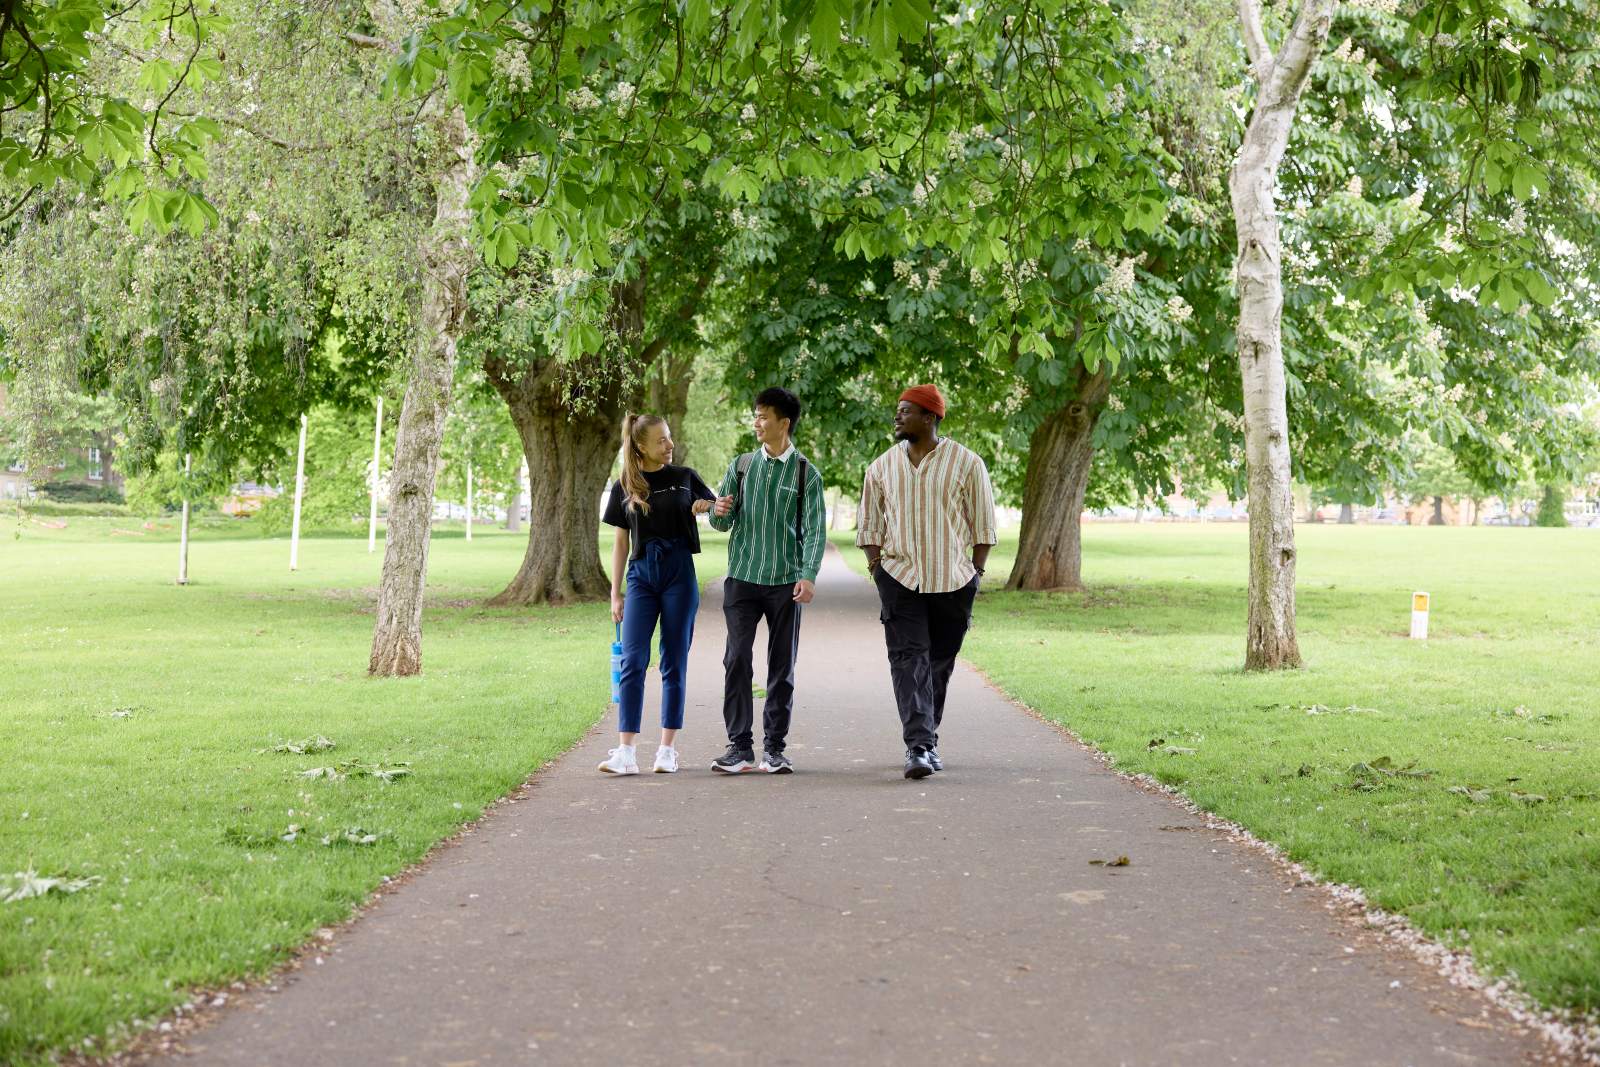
[577,322,604,354]
[494,227,519,267]
[811,0,841,57]
[137,58,179,93]
[1510,163,1541,201]
[1523,271,1558,307]
[890,0,931,41]
[683,0,711,37]
[189,57,224,85]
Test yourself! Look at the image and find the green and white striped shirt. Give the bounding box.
[709,444,827,584]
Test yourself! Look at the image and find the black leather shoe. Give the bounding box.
[927,747,943,772]
[904,749,934,779]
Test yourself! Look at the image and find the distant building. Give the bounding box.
[218,481,282,516]
[0,382,124,500]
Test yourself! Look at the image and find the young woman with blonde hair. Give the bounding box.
[598,413,717,775]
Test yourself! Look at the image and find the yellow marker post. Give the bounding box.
[1410,591,1430,640]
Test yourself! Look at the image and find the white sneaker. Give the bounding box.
[653,746,679,774]
[598,746,639,775]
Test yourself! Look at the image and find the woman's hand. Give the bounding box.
[691,497,713,515]
[610,591,625,623]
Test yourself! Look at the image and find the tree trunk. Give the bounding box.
[505,460,524,531]
[647,346,695,468]
[368,104,475,677]
[1338,502,1353,524]
[1430,495,1445,525]
[484,358,621,605]
[1229,0,1329,670]
[1007,364,1110,591]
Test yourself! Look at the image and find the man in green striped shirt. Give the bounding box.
[707,387,827,774]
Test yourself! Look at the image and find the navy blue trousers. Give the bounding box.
[617,539,699,734]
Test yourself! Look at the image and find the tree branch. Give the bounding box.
[1262,0,1332,109]
[1238,0,1274,83]
[636,262,715,366]
[345,31,398,53]
[164,102,428,152]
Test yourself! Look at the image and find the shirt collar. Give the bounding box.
[763,442,795,463]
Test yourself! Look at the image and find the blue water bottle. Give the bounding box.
[609,622,624,704]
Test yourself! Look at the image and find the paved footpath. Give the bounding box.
[163,548,1548,1066]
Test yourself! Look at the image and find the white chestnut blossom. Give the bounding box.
[494,47,534,93]
[1097,256,1137,298]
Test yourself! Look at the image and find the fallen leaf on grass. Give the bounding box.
[1,869,103,903]
[1088,856,1131,867]
[1448,786,1492,803]
[262,736,336,755]
[225,823,386,847]
[1346,757,1435,789]
[1258,703,1378,716]
[1490,706,1561,726]
[223,824,304,847]
[297,760,411,783]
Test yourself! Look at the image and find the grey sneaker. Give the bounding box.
[712,746,756,773]
[760,750,794,774]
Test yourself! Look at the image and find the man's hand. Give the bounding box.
[714,494,734,517]
[610,592,625,623]
[792,578,815,604]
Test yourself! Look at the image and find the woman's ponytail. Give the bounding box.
[620,412,665,514]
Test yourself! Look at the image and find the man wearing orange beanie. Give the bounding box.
[855,384,998,779]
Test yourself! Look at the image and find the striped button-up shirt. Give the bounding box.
[709,444,827,584]
[856,438,998,594]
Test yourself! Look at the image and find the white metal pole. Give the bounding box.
[289,413,307,571]
[466,461,474,542]
[367,396,383,553]
[177,452,191,585]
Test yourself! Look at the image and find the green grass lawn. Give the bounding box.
[0,517,728,1065]
[834,522,1600,1018]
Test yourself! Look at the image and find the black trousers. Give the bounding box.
[721,578,802,753]
[873,566,978,751]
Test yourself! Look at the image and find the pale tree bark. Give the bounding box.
[368,101,476,676]
[505,460,525,531]
[1007,361,1110,591]
[1229,0,1330,669]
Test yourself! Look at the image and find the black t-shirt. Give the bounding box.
[603,465,716,558]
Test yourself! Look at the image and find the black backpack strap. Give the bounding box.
[733,452,757,513]
[795,457,808,551]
